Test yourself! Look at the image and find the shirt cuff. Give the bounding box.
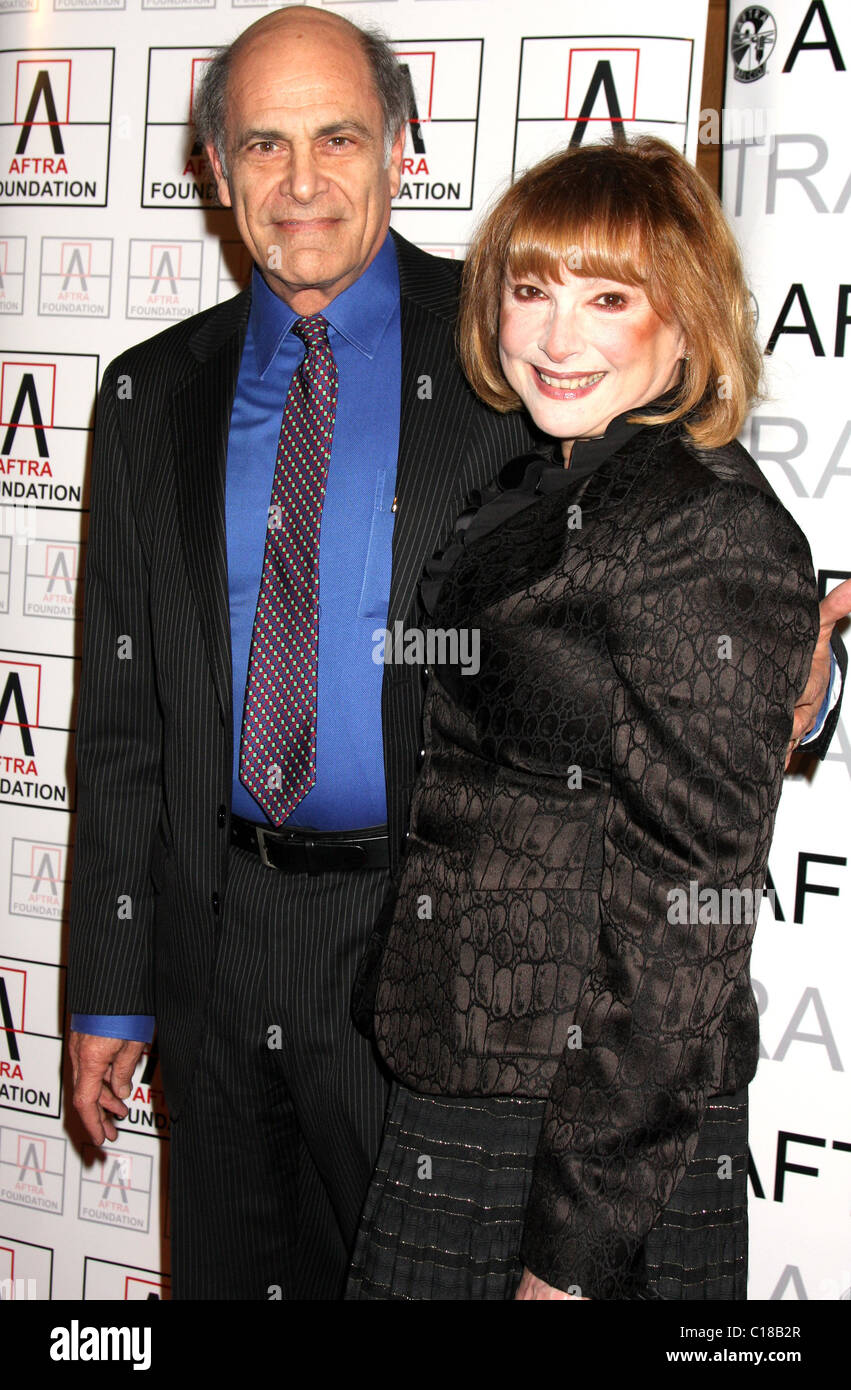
[799,649,840,744]
[71,1014,156,1043]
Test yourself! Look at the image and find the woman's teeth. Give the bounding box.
[536,370,605,389]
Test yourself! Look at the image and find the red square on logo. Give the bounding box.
[15,60,72,126]
[565,48,639,121]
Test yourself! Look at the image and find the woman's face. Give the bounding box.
[498,268,686,457]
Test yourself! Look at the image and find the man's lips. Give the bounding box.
[530,367,606,400]
[272,217,340,233]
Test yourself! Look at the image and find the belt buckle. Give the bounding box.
[255,826,275,869]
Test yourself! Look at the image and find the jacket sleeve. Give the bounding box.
[67,361,164,1017]
[519,481,819,1298]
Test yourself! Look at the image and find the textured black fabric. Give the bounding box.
[363,418,819,1298]
[346,1082,748,1301]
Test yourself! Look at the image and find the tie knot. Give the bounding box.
[293,314,330,351]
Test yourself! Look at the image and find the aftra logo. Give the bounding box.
[0,965,25,1063]
[14,60,70,157]
[9,839,68,922]
[0,1126,67,1214]
[0,960,65,1118]
[514,35,696,172]
[142,49,219,208]
[0,658,40,757]
[0,651,77,810]
[0,351,97,509]
[39,238,113,319]
[391,39,482,211]
[0,238,26,316]
[79,1145,153,1231]
[24,537,81,619]
[1,362,55,459]
[0,50,113,207]
[127,240,203,320]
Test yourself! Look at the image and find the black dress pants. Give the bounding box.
[169,845,390,1299]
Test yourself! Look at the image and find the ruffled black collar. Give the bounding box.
[421,395,680,616]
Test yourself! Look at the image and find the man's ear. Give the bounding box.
[387,126,405,200]
[205,141,232,208]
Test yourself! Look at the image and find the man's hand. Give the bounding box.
[69,1031,145,1146]
[788,577,851,768]
[514,1268,587,1300]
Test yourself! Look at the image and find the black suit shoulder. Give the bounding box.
[104,288,251,385]
[390,228,463,322]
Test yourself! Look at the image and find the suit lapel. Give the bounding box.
[170,291,250,722]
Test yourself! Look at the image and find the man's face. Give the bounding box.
[207,17,404,314]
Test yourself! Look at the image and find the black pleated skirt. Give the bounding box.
[345,1082,749,1301]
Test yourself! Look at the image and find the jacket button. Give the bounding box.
[417,747,425,764]
[217,805,227,829]
[211,892,220,915]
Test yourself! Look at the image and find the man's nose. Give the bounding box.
[539,308,582,362]
[283,144,323,203]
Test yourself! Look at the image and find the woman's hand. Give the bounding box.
[514,1268,588,1300]
[788,577,851,766]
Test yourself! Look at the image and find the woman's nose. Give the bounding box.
[539,308,582,362]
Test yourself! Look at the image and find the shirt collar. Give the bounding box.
[248,231,400,378]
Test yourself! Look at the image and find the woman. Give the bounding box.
[347,137,819,1300]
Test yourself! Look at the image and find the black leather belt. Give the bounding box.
[230,814,390,873]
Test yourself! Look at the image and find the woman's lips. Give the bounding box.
[531,367,606,400]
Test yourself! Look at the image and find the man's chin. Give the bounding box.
[263,246,354,291]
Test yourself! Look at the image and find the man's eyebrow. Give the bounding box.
[235,120,376,147]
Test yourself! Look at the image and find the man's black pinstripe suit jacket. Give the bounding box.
[66,230,535,1115]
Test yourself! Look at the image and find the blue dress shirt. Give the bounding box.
[228,239,401,827]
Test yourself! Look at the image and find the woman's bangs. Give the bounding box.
[504,192,651,288]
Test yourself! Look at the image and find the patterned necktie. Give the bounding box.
[239,314,338,824]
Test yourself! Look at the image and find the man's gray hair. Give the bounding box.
[193,17,410,178]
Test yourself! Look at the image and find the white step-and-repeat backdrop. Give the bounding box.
[0,0,846,1303]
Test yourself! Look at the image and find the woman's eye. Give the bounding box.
[511,284,544,300]
[595,292,627,309]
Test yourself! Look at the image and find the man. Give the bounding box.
[66,5,845,1301]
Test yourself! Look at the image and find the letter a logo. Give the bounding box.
[61,247,88,294]
[151,250,179,296]
[398,63,427,155]
[18,1140,44,1185]
[0,975,22,1063]
[0,670,35,757]
[569,60,627,147]
[16,70,65,156]
[1,373,50,458]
